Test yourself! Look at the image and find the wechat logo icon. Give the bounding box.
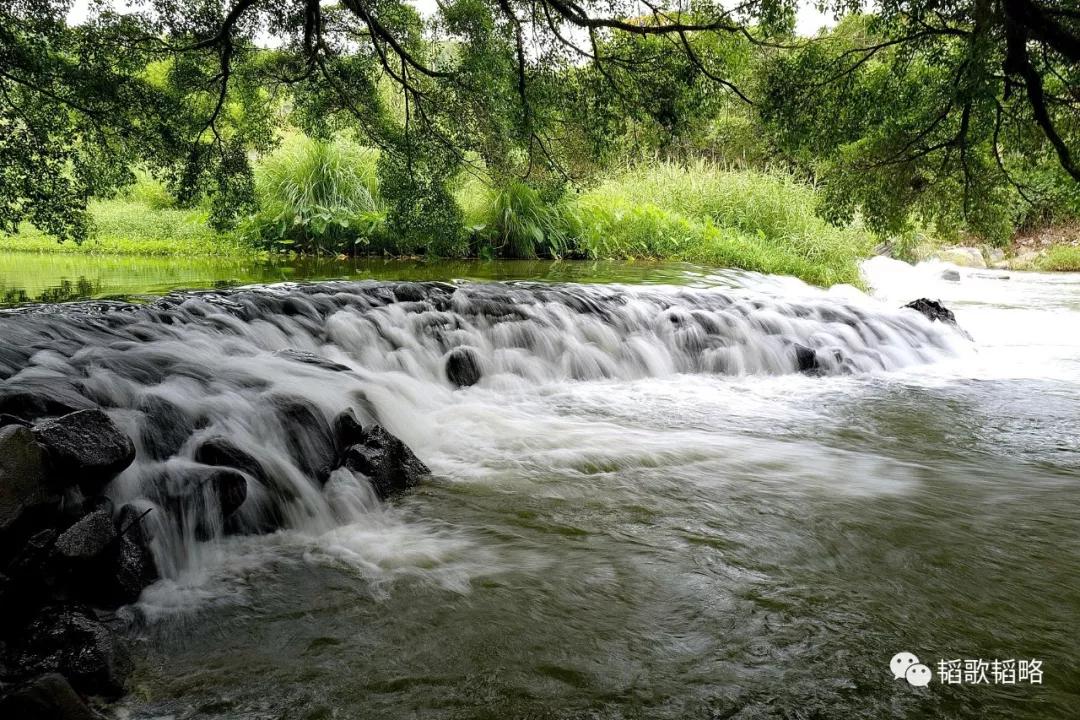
[891,652,932,687]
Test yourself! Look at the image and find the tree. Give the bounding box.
[1,0,1077,242]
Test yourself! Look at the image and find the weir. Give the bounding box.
[0,280,964,577]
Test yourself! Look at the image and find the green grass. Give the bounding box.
[568,162,874,286]
[1037,245,1080,271]
[0,198,255,257]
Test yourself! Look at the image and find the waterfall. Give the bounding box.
[0,280,965,578]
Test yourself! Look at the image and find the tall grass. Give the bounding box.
[1038,245,1080,271]
[568,162,874,286]
[242,136,386,254]
[464,180,573,258]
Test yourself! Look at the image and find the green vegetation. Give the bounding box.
[1038,245,1080,272]
[2,1,1078,282]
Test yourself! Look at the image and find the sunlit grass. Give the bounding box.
[1037,245,1080,271]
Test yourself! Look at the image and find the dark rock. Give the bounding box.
[342,425,430,500]
[194,436,268,485]
[32,410,136,493]
[156,466,247,521]
[0,414,30,427]
[137,395,194,461]
[903,298,957,325]
[274,349,352,373]
[13,605,132,698]
[793,344,820,374]
[0,381,95,423]
[332,409,366,455]
[0,673,103,720]
[109,505,158,605]
[54,503,116,561]
[0,425,56,532]
[445,347,482,388]
[270,396,336,484]
[392,283,428,302]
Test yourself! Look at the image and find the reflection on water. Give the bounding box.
[0,251,747,307]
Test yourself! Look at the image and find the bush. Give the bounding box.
[242,136,386,254]
[470,181,574,258]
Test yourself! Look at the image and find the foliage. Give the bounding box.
[1037,245,1080,271]
[467,180,573,258]
[241,136,386,254]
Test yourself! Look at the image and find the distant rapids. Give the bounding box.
[0,280,965,577]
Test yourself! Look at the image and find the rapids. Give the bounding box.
[2,258,1076,719]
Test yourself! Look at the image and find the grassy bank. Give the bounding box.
[0,199,255,257]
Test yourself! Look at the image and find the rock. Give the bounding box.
[54,503,116,561]
[32,410,136,493]
[987,248,1007,264]
[270,396,336,483]
[0,425,56,533]
[445,347,482,388]
[274,349,352,373]
[903,298,958,325]
[342,425,430,500]
[0,673,103,720]
[941,269,961,281]
[156,466,247,521]
[194,436,268,484]
[392,283,429,302]
[332,409,366,455]
[13,605,132,698]
[109,505,158,605]
[933,247,986,268]
[792,344,820,374]
[0,380,95,423]
[137,395,194,461]
[0,414,30,427]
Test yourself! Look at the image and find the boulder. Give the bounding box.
[342,425,430,500]
[156,466,247,521]
[32,410,135,493]
[13,605,132,698]
[0,673,103,720]
[269,396,336,484]
[109,505,158,605]
[194,436,268,484]
[932,247,986,268]
[54,503,116,561]
[792,344,820,374]
[332,409,366,455]
[0,381,95,423]
[941,269,961,281]
[137,395,194,461]
[903,298,958,325]
[0,425,56,533]
[445,347,482,388]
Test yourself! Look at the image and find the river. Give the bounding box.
[1,253,1077,718]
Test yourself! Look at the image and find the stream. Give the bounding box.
[1,253,1077,719]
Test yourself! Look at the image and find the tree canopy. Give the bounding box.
[1,0,1078,243]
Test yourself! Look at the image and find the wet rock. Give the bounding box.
[32,410,135,493]
[445,347,482,388]
[194,436,268,485]
[156,466,247,521]
[0,425,56,532]
[137,395,194,461]
[54,503,116,561]
[342,425,430,500]
[109,505,158,605]
[392,283,429,303]
[332,409,366,455]
[0,380,95,423]
[0,673,103,720]
[941,269,961,281]
[270,396,336,484]
[274,349,352,373]
[792,344,820,374]
[0,414,30,427]
[13,605,132,698]
[903,298,957,325]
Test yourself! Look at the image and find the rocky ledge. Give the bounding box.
[0,401,429,718]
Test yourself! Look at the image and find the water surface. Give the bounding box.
[2,254,1077,719]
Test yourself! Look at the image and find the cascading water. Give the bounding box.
[0,279,966,582]
[4,261,1079,720]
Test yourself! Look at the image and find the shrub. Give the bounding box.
[243,136,386,254]
[471,181,574,258]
